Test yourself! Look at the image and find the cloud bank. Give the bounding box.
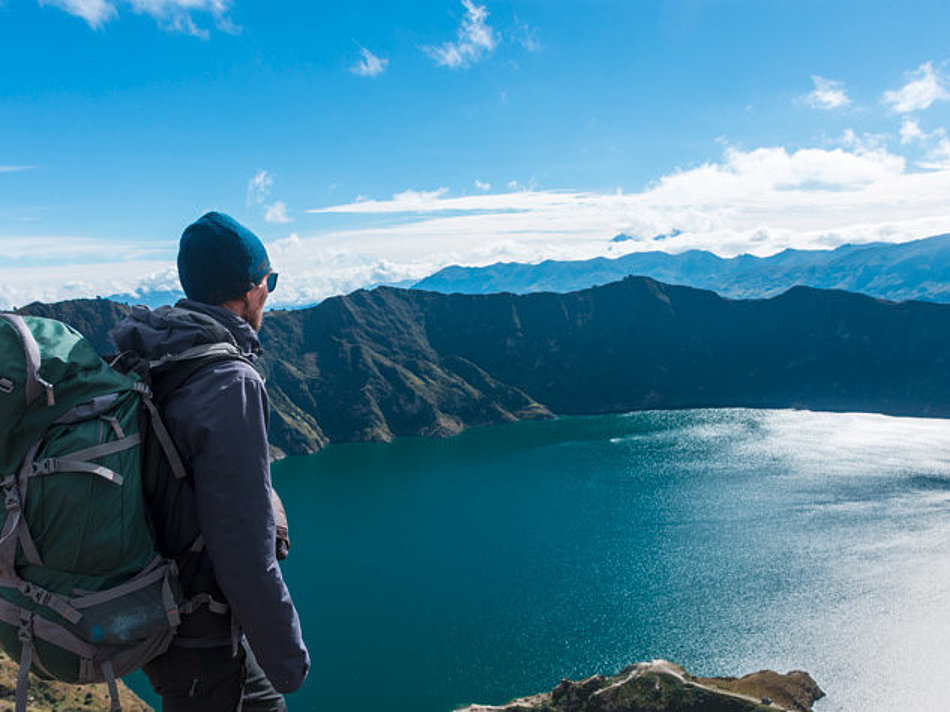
[6,138,950,310]
[6,136,950,310]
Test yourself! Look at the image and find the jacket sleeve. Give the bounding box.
[174,361,310,693]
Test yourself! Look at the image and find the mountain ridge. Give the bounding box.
[18,275,950,455]
[413,232,950,303]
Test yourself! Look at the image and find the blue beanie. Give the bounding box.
[178,211,271,304]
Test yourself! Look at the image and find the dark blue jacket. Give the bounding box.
[111,300,310,694]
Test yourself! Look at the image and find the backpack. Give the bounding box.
[0,312,252,711]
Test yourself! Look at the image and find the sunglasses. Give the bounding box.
[265,272,279,292]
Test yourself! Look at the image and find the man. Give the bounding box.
[111,211,309,711]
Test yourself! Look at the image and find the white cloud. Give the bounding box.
[247,169,274,206]
[512,18,540,52]
[804,75,850,110]
[39,0,116,27]
[265,201,292,224]
[0,165,33,173]
[12,141,950,309]
[840,129,890,154]
[883,62,950,114]
[424,0,497,69]
[899,118,948,147]
[293,142,950,302]
[247,170,292,223]
[39,0,234,36]
[0,258,174,309]
[474,180,491,191]
[900,118,927,144]
[920,138,950,170]
[0,235,167,262]
[388,187,450,207]
[351,47,389,77]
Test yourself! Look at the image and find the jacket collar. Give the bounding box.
[175,299,263,359]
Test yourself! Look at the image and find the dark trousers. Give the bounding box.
[143,638,286,712]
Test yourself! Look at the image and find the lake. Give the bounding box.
[127,408,950,711]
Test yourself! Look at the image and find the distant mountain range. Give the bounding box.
[21,276,950,455]
[413,233,950,303]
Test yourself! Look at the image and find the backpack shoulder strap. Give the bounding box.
[150,344,254,404]
[140,344,253,491]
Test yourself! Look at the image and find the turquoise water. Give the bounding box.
[127,409,950,711]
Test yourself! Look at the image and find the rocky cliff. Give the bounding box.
[457,660,824,712]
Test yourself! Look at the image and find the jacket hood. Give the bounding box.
[110,299,262,361]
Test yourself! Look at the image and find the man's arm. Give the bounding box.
[174,361,310,693]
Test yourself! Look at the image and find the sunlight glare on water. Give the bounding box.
[121,409,950,712]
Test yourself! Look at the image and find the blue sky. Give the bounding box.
[3,0,950,307]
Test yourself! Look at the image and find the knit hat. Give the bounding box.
[178,211,271,305]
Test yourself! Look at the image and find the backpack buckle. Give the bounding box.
[2,480,19,512]
[33,459,57,476]
[16,611,33,644]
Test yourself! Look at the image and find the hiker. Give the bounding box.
[110,212,309,711]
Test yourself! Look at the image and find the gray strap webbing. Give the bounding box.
[148,342,241,369]
[0,314,54,407]
[101,416,125,439]
[18,582,82,625]
[17,521,43,568]
[52,394,120,424]
[52,433,141,465]
[101,660,122,712]
[14,441,43,568]
[0,441,38,580]
[139,393,188,480]
[0,478,38,569]
[0,442,34,572]
[79,658,96,684]
[15,611,33,712]
[230,615,241,657]
[71,559,166,610]
[0,476,22,549]
[180,592,229,616]
[32,458,125,485]
[162,575,181,627]
[0,597,95,659]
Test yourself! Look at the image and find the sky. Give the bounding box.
[3,0,950,308]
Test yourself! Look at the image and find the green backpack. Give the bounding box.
[0,313,186,711]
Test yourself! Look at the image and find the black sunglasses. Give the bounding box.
[265,272,279,292]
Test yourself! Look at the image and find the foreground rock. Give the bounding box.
[457,660,824,712]
[0,650,151,711]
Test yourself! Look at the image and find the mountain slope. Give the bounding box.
[20,276,950,455]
